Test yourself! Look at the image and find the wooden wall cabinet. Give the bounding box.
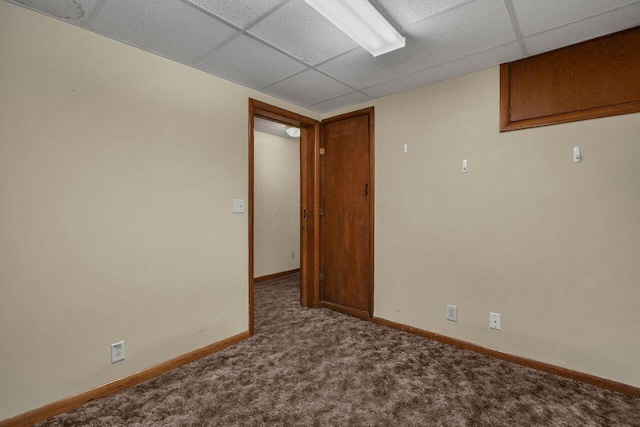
[500,26,640,132]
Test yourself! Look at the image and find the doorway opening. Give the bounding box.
[253,117,301,285]
[248,99,320,335]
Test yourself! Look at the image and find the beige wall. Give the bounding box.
[254,132,300,278]
[0,2,318,420]
[326,67,640,387]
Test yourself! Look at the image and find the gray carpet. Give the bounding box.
[38,273,640,426]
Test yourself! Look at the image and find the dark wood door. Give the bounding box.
[320,111,373,316]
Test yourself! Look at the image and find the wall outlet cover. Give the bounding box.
[490,312,501,330]
[446,304,457,322]
[111,341,125,363]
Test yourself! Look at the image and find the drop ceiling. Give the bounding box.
[7,0,640,113]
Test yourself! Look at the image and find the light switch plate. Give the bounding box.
[232,199,245,213]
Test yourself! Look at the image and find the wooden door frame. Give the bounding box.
[248,99,320,335]
[319,107,375,318]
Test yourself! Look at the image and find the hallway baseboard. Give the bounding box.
[254,268,300,283]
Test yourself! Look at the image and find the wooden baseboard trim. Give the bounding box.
[371,316,640,399]
[0,331,251,427]
[320,301,371,320]
[254,268,300,283]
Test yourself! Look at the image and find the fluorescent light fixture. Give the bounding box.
[286,127,301,138]
[304,0,405,57]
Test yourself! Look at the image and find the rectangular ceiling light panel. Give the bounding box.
[304,0,405,57]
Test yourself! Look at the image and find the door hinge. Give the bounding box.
[319,206,324,216]
[319,272,325,281]
[319,147,325,155]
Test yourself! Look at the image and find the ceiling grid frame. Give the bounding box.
[6,0,640,113]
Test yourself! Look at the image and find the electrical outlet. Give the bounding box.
[291,251,295,259]
[446,304,457,322]
[490,312,501,330]
[111,341,125,363]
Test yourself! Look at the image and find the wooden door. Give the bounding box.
[320,109,374,317]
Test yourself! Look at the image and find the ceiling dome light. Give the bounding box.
[286,127,301,138]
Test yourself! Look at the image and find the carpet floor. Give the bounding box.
[38,273,640,426]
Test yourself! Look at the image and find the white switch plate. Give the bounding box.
[462,159,468,173]
[446,304,457,322]
[490,312,501,330]
[403,143,408,153]
[232,199,245,213]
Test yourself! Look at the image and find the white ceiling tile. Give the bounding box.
[363,42,523,98]
[373,0,470,27]
[523,3,640,55]
[194,35,307,90]
[87,0,238,64]
[247,0,359,65]
[512,0,639,36]
[318,0,515,90]
[8,0,99,25]
[307,92,371,113]
[263,70,353,107]
[185,0,286,29]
